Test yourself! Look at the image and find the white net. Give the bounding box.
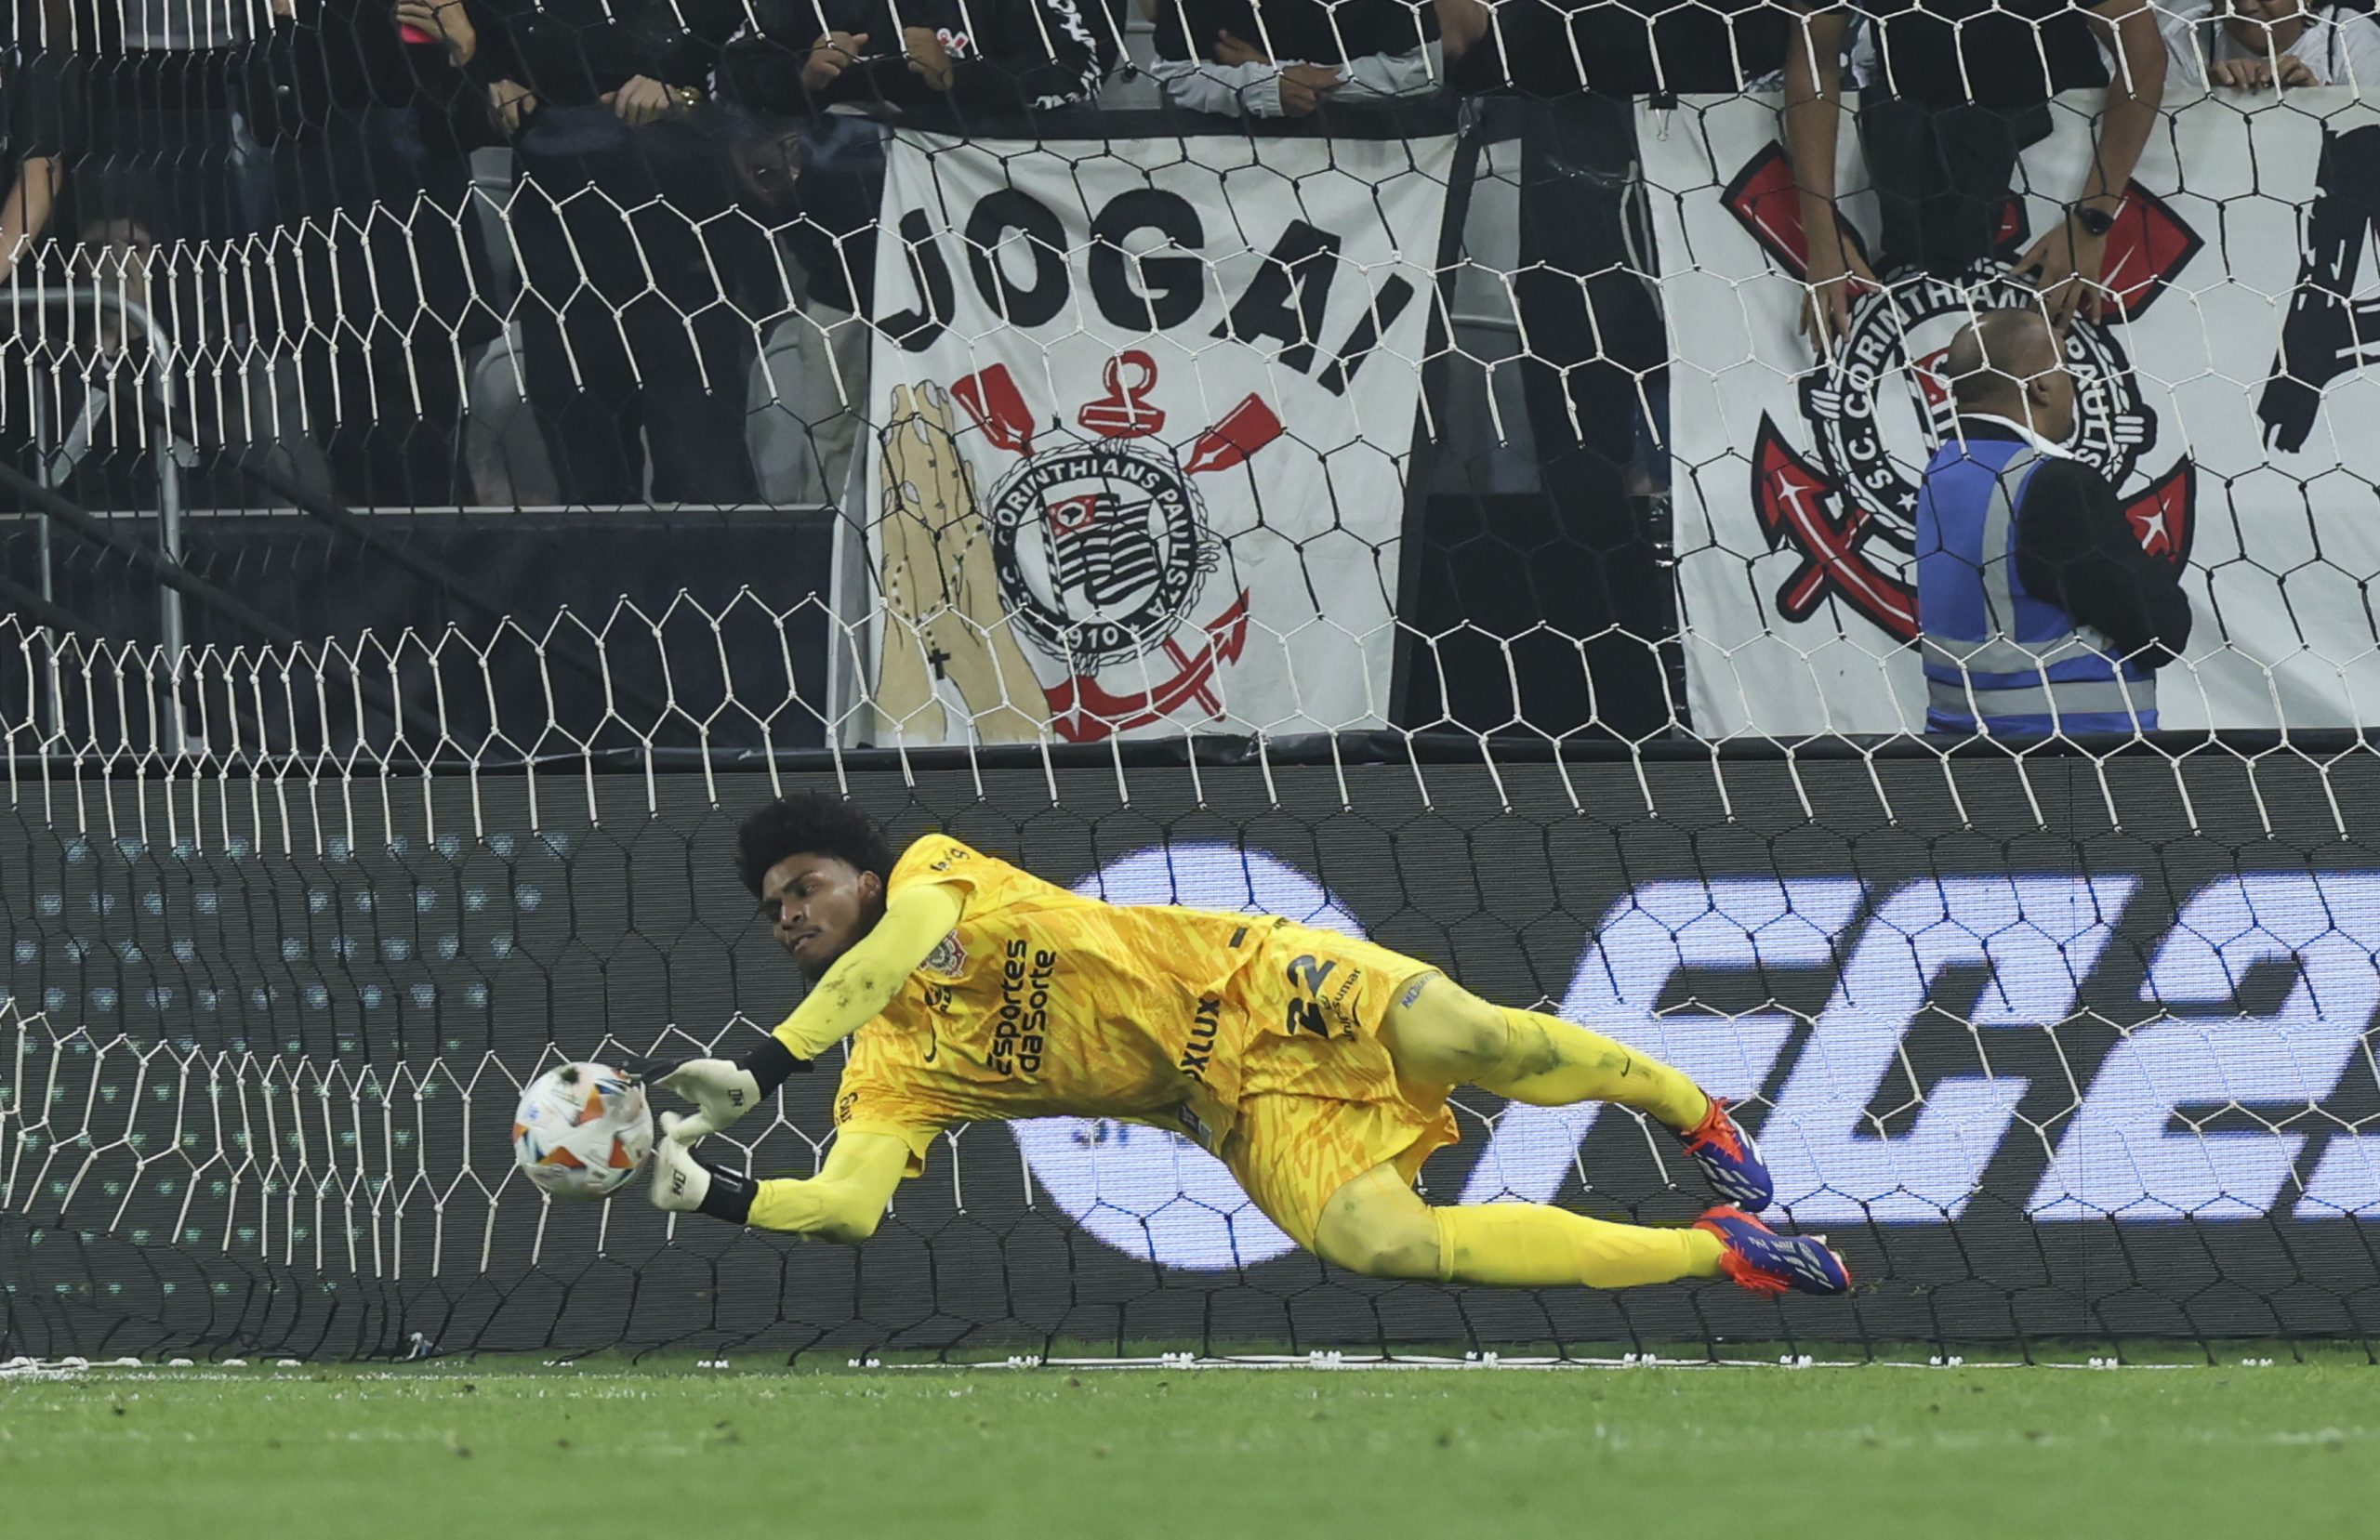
[5,4,2378,746]
[6,0,2380,1362]
[7,615,2380,1361]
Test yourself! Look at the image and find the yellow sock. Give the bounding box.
[1433,1204,1726,1289]
[1486,1007,1711,1129]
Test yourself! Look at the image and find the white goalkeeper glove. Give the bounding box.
[650,1112,714,1210]
[642,1037,806,1143]
[654,1058,765,1142]
[650,1112,757,1222]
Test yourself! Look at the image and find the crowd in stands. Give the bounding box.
[0,0,2373,518]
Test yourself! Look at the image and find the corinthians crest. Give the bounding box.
[986,440,1222,671]
[1719,145,2202,641]
[872,352,1276,744]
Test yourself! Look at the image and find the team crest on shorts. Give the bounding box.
[1716,144,2202,642]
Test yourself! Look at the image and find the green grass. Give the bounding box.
[6,1359,2373,1538]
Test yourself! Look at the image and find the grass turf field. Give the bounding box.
[5,1357,2372,1538]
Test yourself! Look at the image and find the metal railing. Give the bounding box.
[4,284,183,742]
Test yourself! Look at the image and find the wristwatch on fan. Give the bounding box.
[2070,202,2118,238]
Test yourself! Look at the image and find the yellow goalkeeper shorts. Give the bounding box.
[1217,923,1461,1252]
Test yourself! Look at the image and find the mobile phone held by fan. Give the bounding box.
[400,18,435,43]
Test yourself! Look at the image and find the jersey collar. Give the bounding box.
[1954,413,2075,458]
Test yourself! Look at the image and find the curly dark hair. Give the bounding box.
[733,794,896,898]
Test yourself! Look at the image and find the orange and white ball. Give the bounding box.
[512,1063,654,1200]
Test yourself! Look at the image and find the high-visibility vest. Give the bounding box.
[1914,435,2156,735]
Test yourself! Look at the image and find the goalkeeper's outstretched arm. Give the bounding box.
[654,883,965,1141]
[652,1117,915,1242]
[768,882,965,1060]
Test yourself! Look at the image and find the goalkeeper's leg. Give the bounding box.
[1381,973,1776,1209]
[1310,1164,1851,1296]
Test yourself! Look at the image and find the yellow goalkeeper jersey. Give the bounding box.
[830,834,1429,1174]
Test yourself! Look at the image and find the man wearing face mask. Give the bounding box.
[1915,308,2193,736]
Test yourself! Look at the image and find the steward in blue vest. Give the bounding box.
[1915,309,2192,735]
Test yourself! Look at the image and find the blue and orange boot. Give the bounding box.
[1678,1096,1775,1211]
[1694,1206,1853,1296]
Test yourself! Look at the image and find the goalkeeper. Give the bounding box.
[648,795,1849,1296]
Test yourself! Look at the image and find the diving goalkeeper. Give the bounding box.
[647,795,1850,1296]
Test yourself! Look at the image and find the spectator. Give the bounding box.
[52,0,256,252]
[727,0,1112,125]
[1435,0,1793,496]
[1433,0,1793,736]
[2156,0,2380,88]
[417,0,763,507]
[725,0,1114,319]
[1786,0,2167,348]
[1914,309,2189,735]
[0,18,70,522]
[721,0,1115,507]
[1,27,66,283]
[246,0,505,509]
[1144,0,1437,119]
[20,1,260,518]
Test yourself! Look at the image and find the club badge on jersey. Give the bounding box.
[922,929,968,978]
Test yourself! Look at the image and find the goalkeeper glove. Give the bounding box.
[648,1037,808,1142]
[650,1113,758,1223]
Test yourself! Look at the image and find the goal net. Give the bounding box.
[5,4,2380,1362]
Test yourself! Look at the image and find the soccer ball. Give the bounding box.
[512,1062,654,1200]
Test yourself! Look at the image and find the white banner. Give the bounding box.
[861,130,1456,745]
[1648,91,2380,736]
